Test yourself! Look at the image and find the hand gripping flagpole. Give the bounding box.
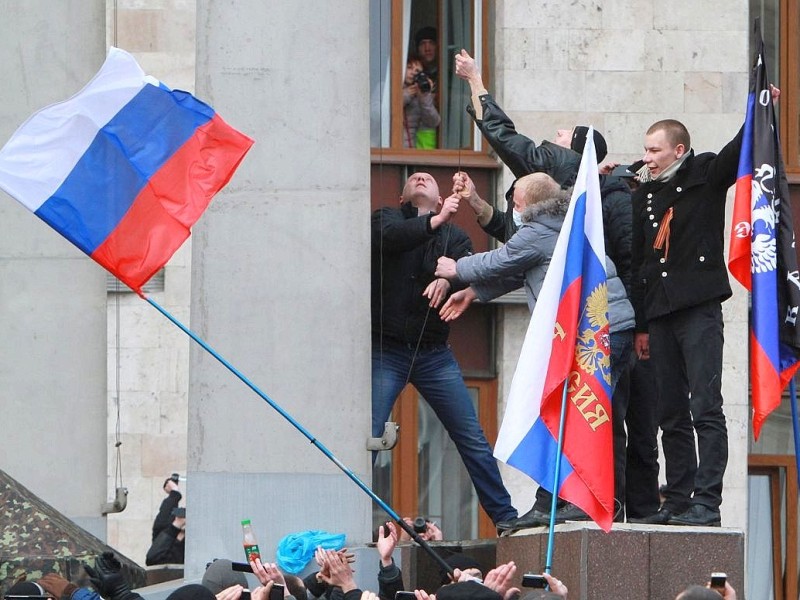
[143,295,454,577]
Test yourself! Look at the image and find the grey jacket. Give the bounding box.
[455,197,635,333]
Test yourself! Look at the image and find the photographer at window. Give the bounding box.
[145,473,186,565]
[403,55,440,149]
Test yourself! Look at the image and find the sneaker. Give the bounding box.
[496,507,549,531]
[628,507,674,525]
[668,504,721,527]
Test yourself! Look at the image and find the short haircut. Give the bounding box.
[647,119,691,150]
[517,173,563,207]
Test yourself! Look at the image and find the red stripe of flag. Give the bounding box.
[92,114,252,292]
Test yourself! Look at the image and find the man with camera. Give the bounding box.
[145,474,186,565]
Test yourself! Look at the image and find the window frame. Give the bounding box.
[779,0,800,179]
[371,0,494,163]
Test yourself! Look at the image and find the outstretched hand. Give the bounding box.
[376,522,399,565]
[439,287,477,322]
[483,561,519,600]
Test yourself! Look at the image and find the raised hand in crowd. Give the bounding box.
[250,558,289,597]
[376,522,399,566]
[414,590,435,600]
[439,287,477,323]
[84,551,143,600]
[454,49,485,91]
[38,573,80,600]
[215,584,247,600]
[482,561,519,600]
[319,549,358,593]
[542,573,568,598]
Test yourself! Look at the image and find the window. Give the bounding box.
[370,0,488,155]
[750,0,800,176]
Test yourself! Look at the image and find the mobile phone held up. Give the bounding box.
[522,573,547,589]
[395,592,417,600]
[710,572,727,592]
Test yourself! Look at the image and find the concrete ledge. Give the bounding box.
[497,522,744,600]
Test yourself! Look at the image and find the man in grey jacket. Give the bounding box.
[436,172,635,530]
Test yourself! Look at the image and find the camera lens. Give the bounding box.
[413,517,427,533]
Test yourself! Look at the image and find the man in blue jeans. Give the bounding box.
[371,171,519,528]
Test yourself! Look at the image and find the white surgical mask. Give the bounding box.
[512,208,523,228]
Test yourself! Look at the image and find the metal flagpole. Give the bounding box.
[143,295,454,577]
[544,381,570,575]
[790,378,800,488]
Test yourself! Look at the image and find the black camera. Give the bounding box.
[413,516,428,533]
[170,506,186,518]
[415,71,431,93]
[522,574,547,589]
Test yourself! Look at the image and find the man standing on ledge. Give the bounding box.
[371,172,520,529]
[630,92,778,526]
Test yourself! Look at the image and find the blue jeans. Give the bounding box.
[372,339,517,524]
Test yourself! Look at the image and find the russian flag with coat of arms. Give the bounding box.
[0,47,253,294]
[494,129,615,531]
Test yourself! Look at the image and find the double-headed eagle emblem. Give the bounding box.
[575,283,611,385]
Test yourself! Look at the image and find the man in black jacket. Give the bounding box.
[454,49,636,528]
[371,172,518,527]
[146,476,185,565]
[628,119,742,527]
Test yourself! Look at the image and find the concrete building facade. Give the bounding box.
[2,2,796,592]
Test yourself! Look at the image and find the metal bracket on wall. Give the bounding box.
[101,486,128,515]
[366,421,399,451]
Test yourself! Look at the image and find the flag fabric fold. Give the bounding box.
[494,129,614,531]
[0,47,253,294]
[728,29,800,439]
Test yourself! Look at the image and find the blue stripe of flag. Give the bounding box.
[35,85,215,254]
[561,192,588,294]
[507,418,575,491]
[736,92,755,181]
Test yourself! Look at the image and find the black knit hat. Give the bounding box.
[571,126,608,162]
[166,583,217,600]
[415,26,437,47]
[437,581,502,600]
[5,581,48,597]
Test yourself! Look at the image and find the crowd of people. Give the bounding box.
[2,540,736,600]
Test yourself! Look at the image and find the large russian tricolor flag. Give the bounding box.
[0,47,253,294]
[494,129,614,531]
[728,31,800,439]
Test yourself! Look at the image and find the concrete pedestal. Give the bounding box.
[497,523,744,600]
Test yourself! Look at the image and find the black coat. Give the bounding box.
[468,92,632,290]
[631,127,743,330]
[371,202,472,345]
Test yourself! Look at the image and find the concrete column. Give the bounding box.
[0,1,108,538]
[188,1,372,577]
